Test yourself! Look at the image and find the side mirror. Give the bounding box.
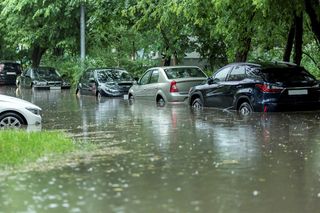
[207,77,214,85]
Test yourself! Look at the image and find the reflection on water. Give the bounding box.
[1,86,320,212]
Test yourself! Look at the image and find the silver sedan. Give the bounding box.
[128,66,207,105]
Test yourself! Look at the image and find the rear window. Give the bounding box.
[260,67,316,83]
[0,63,22,74]
[164,67,206,79]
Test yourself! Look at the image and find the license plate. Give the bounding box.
[6,72,16,75]
[288,89,308,95]
[50,86,61,90]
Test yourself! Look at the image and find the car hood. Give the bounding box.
[101,81,133,88]
[35,76,61,81]
[0,95,41,110]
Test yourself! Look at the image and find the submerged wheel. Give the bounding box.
[238,102,252,116]
[76,88,81,96]
[192,98,203,109]
[96,91,102,100]
[157,97,165,107]
[0,112,25,129]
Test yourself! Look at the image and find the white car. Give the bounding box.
[0,95,42,128]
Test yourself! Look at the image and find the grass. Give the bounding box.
[0,130,77,168]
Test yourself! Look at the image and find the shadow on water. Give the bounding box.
[1,86,320,212]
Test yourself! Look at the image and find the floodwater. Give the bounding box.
[1,86,320,213]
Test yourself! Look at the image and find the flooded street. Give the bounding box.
[1,86,320,212]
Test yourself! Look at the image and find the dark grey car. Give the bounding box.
[76,68,134,98]
[16,67,70,89]
[0,61,22,85]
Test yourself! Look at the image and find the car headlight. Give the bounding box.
[26,108,41,115]
[34,81,47,86]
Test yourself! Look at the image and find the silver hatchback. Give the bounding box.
[128,66,207,105]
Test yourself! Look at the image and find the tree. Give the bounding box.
[127,0,192,66]
[0,0,80,67]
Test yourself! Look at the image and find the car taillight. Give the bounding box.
[170,81,178,93]
[256,83,283,93]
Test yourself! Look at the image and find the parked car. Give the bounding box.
[128,66,207,105]
[0,94,41,128]
[16,66,71,89]
[0,61,22,85]
[76,68,134,98]
[188,62,320,115]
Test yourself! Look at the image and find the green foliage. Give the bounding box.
[0,130,76,168]
[0,0,319,77]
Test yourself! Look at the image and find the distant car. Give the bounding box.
[76,68,134,98]
[0,61,22,85]
[16,66,71,89]
[0,95,41,128]
[188,62,320,115]
[128,66,207,105]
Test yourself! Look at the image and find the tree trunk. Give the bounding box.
[293,13,303,65]
[53,47,64,57]
[172,51,178,66]
[235,36,252,62]
[163,55,171,66]
[235,12,255,62]
[31,45,46,68]
[304,0,320,43]
[132,41,136,61]
[283,23,295,62]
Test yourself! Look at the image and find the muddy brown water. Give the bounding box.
[1,86,320,212]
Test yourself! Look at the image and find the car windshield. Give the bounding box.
[34,67,60,78]
[97,69,133,83]
[165,67,206,79]
[261,67,316,83]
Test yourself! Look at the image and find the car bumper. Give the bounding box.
[100,89,127,97]
[33,86,61,90]
[25,113,42,126]
[254,100,320,112]
[166,92,189,103]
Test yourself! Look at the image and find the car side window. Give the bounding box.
[26,69,32,77]
[139,70,152,85]
[213,66,232,82]
[149,70,159,84]
[227,65,246,81]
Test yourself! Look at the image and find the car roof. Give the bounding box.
[87,67,126,71]
[226,61,301,69]
[0,61,21,65]
[150,66,202,70]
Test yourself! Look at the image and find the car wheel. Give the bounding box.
[192,98,203,109]
[157,97,165,107]
[0,112,25,129]
[96,91,102,101]
[76,88,81,96]
[128,94,134,104]
[238,102,252,116]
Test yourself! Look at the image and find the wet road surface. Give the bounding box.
[1,86,320,212]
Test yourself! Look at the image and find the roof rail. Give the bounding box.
[273,61,297,66]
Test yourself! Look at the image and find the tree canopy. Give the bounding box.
[0,0,319,75]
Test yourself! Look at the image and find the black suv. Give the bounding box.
[0,61,22,85]
[189,62,320,115]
